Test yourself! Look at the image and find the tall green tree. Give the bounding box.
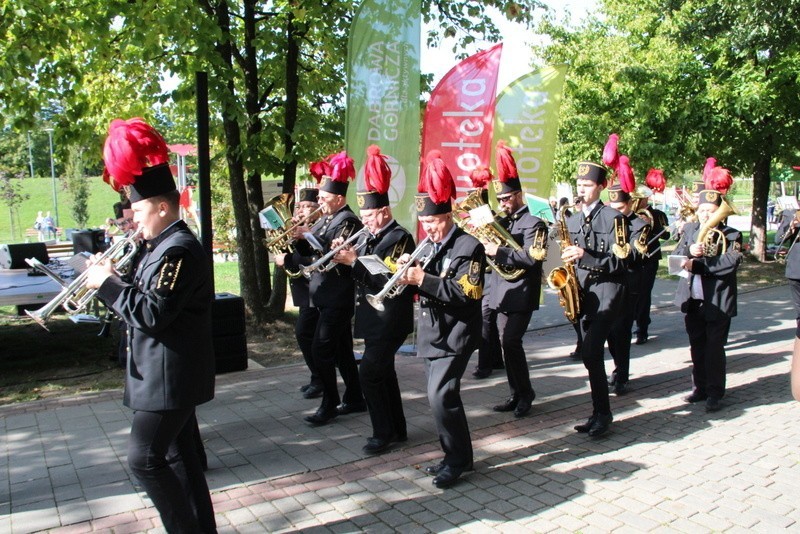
[539,0,800,261]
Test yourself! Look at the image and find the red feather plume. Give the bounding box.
[103,118,169,188]
[495,141,518,181]
[364,145,391,195]
[308,159,331,183]
[702,157,717,183]
[328,151,356,183]
[602,133,619,169]
[419,150,455,204]
[469,165,493,189]
[617,155,635,193]
[645,168,666,193]
[706,166,733,195]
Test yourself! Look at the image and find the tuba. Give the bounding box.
[546,204,581,323]
[262,194,322,278]
[695,197,735,257]
[452,190,525,281]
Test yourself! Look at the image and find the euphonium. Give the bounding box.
[262,193,322,278]
[546,204,581,323]
[695,197,735,257]
[452,189,525,281]
[24,227,144,331]
[630,185,654,255]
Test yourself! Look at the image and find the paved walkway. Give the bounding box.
[2,280,799,533]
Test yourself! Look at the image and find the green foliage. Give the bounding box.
[64,145,90,228]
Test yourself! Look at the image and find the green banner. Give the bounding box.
[345,0,421,233]
[493,65,567,200]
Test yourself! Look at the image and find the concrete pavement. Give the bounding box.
[2,279,799,533]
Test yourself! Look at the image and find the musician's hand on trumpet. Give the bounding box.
[396,253,425,286]
[332,239,358,266]
[84,253,115,290]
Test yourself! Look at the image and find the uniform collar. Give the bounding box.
[145,219,185,251]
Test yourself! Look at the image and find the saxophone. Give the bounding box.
[546,204,581,323]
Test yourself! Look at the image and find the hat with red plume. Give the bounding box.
[705,166,733,195]
[602,133,619,170]
[416,150,455,216]
[576,161,608,185]
[645,168,666,193]
[357,145,392,210]
[468,165,492,203]
[607,156,635,203]
[494,140,522,195]
[103,118,174,202]
[319,151,355,196]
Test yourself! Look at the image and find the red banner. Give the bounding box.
[420,44,503,203]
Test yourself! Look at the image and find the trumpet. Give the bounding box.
[301,226,370,278]
[366,237,433,311]
[25,228,143,331]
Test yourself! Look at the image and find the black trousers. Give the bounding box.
[684,304,731,399]
[635,260,659,332]
[498,310,534,398]
[426,354,472,468]
[312,306,363,411]
[607,288,638,383]
[477,301,503,370]
[360,334,408,441]
[128,408,216,534]
[789,279,800,337]
[296,306,321,386]
[580,315,614,416]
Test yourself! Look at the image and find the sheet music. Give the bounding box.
[356,255,391,275]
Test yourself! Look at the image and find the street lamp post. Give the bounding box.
[44,128,59,232]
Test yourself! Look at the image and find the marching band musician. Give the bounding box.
[468,166,505,379]
[85,119,216,533]
[481,142,549,418]
[634,174,671,345]
[274,185,323,400]
[397,151,485,488]
[674,177,742,413]
[332,145,414,455]
[780,210,800,400]
[606,182,650,395]
[283,152,365,426]
[565,162,630,438]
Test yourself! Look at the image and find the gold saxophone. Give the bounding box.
[547,204,581,323]
[452,189,526,281]
[695,196,735,257]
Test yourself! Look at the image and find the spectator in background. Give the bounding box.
[767,199,776,226]
[34,211,46,241]
[43,212,56,240]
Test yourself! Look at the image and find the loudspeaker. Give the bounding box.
[212,293,248,373]
[72,229,108,255]
[0,242,49,269]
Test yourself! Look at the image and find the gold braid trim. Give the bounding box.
[457,274,483,300]
[528,228,548,261]
[612,217,631,259]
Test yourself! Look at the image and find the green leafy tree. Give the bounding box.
[64,145,90,228]
[0,171,30,241]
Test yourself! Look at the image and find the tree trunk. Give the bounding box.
[750,143,772,263]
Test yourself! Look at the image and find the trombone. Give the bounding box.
[24,228,144,330]
[301,227,370,278]
[366,237,433,311]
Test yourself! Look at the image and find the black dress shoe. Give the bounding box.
[613,380,629,395]
[336,402,367,415]
[635,331,648,345]
[513,393,535,417]
[424,461,473,476]
[433,465,466,488]
[684,391,708,403]
[574,415,596,433]
[472,368,492,379]
[588,413,613,437]
[705,397,722,412]
[362,437,391,455]
[492,396,518,412]
[303,384,323,399]
[304,408,338,426]
[569,347,583,360]
[300,383,311,393]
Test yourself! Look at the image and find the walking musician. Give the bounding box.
[397,150,486,489]
[564,161,630,438]
[332,145,415,456]
[481,141,549,418]
[283,151,365,426]
[674,165,741,413]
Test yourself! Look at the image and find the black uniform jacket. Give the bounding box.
[776,209,800,280]
[566,202,629,320]
[351,220,415,342]
[416,228,486,359]
[624,212,650,293]
[98,221,215,412]
[673,221,742,321]
[644,205,670,262]
[289,276,311,308]
[485,206,548,313]
[285,206,363,309]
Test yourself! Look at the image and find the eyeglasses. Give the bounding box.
[497,192,518,203]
